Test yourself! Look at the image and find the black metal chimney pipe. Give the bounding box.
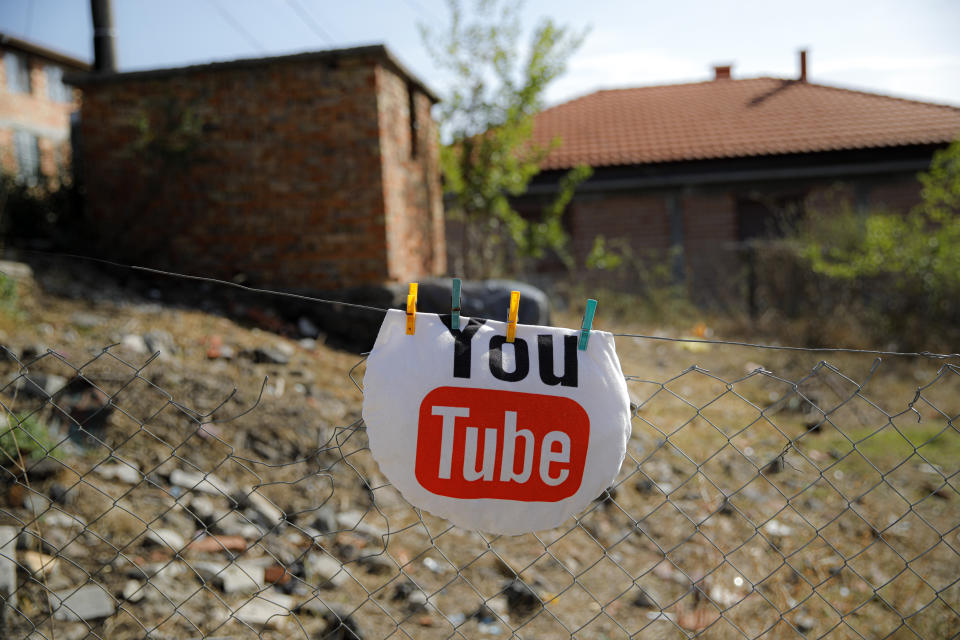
[90,0,116,72]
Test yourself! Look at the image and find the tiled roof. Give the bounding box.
[532,78,960,170]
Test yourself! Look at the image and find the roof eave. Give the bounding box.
[0,32,90,71]
[540,138,960,172]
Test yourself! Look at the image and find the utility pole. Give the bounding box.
[90,0,116,72]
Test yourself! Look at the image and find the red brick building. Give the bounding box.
[0,33,87,185]
[73,45,445,291]
[521,55,960,297]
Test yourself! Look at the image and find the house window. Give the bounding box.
[46,65,71,102]
[4,51,31,94]
[13,130,41,185]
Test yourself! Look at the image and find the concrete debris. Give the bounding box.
[187,560,227,583]
[94,462,141,484]
[305,552,347,588]
[120,334,149,354]
[297,316,320,338]
[406,589,428,613]
[214,512,266,539]
[309,505,336,534]
[422,557,444,574]
[187,559,267,594]
[0,260,34,282]
[233,591,293,628]
[169,469,234,496]
[122,579,146,603]
[248,346,290,365]
[49,584,116,621]
[9,372,66,399]
[43,511,85,529]
[709,584,742,607]
[70,312,105,329]
[147,528,187,551]
[245,489,285,526]
[763,520,794,537]
[184,494,225,523]
[20,550,58,576]
[0,526,17,613]
[220,563,266,594]
[336,510,386,539]
[143,329,176,355]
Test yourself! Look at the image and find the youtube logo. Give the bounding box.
[362,309,630,534]
[415,387,590,501]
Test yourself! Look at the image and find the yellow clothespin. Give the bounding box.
[406,282,418,335]
[506,290,520,343]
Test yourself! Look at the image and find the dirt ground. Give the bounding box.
[1,264,958,639]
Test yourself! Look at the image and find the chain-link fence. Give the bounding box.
[2,337,958,639]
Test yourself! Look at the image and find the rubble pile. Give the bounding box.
[1,264,957,639]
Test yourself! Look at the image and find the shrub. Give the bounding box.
[789,138,960,348]
[0,413,58,465]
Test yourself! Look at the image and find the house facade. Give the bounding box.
[72,45,445,291]
[519,55,960,301]
[0,33,88,185]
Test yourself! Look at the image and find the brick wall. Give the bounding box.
[0,45,80,180]
[864,175,923,213]
[376,66,446,281]
[76,47,444,291]
[681,188,740,301]
[547,168,932,301]
[568,192,670,263]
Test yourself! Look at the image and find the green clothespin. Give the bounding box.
[451,278,462,330]
[578,299,597,351]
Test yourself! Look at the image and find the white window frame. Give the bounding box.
[4,51,31,94]
[46,64,71,102]
[13,129,41,186]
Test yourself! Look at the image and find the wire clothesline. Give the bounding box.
[10,249,960,361]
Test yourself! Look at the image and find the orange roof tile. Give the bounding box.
[532,78,960,170]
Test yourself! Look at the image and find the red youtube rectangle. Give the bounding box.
[415,387,590,501]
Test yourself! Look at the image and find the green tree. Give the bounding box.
[422,0,592,278]
[802,138,960,309]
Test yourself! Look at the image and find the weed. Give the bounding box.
[0,272,18,314]
[0,413,59,464]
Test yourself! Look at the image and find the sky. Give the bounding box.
[2,0,960,108]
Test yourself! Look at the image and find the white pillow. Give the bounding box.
[362,309,630,535]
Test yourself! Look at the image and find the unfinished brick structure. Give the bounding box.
[0,33,87,184]
[73,45,445,291]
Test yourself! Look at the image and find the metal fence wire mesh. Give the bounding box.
[1,340,959,639]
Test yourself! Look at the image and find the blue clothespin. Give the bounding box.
[578,299,597,351]
[451,278,462,330]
